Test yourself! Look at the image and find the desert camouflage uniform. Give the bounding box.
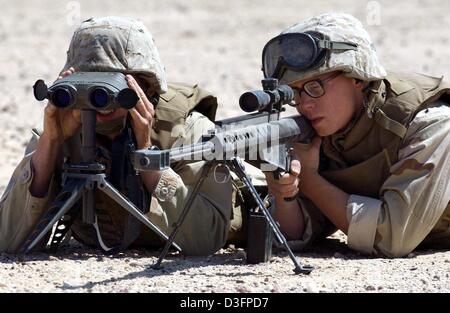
[271,13,450,257]
[0,17,235,256]
[290,73,450,257]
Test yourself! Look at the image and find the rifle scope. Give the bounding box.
[239,78,294,112]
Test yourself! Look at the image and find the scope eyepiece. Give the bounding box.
[276,84,294,103]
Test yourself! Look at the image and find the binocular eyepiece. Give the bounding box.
[33,72,139,110]
[239,78,294,113]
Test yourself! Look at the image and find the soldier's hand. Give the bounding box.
[264,159,301,199]
[42,67,81,144]
[125,74,155,149]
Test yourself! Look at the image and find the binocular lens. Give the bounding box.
[33,73,139,110]
[52,88,73,108]
[90,88,109,108]
[117,88,139,109]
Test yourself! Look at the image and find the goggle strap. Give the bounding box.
[317,40,358,51]
[272,60,287,79]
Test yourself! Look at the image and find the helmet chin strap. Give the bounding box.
[362,80,385,118]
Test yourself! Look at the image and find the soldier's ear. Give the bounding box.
[353,78,367,90]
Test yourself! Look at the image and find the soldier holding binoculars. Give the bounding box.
[0,17,237,256]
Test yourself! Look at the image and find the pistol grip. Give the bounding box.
[272,169,298,202]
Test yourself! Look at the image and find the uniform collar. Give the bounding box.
[323,80,386,160]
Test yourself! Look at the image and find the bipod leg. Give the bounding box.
[98,178,181,252]
[19,178,85,254]
[229,158,313,275]
[152,162,214,270]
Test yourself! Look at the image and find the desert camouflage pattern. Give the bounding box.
[346,102,450,256]
[273,12,387,84]
[63,16,168,94]
[287,73,450,256]
[289,106,450,255]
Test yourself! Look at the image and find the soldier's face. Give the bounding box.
[289,72,365,136]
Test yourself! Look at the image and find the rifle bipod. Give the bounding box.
[152,157,313,274]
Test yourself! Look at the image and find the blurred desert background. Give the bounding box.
[0,0,449,292]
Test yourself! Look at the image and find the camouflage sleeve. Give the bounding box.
[346,102,450,257]
[145,112,232,256]
[0,130,59,253]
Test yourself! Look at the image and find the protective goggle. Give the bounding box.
[262,31,358,79]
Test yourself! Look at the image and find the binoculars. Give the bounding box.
[33,72,139,110]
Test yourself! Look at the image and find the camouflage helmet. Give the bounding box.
[264,13,386,85]
[62,16,167,94]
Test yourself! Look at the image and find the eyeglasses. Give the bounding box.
[289,72,342,106]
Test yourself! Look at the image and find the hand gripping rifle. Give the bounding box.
[133,78,315,274]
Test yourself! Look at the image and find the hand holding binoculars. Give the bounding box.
[33,72,139,110]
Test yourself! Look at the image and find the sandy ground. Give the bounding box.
[0,0,449,293]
